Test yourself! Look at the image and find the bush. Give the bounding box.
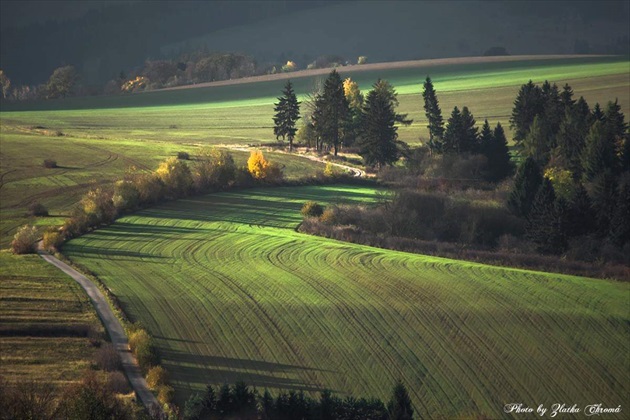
[247,151,283,182]
[106,371,131,395]
[177,151,190,160]
[193,148,237,191]
[128,328,159,372]
[81,187,117,225]
[43,159,57,168]
[301,201,324,218]
[146,366,169,390]
[323,162,342,178]
[357,56,368,65]
[94,343,122,372]
[320,207,338,225]
[28,202,49,216]
[157,385,175,405]
[42,229,63,251]
[112,180,140,212]
[133,173,164,205]
[11,224,39,254]
[156,157,193,198]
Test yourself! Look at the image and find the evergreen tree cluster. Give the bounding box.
[183,380,414,420]
[508,80,630,255]
[421,77,514,182]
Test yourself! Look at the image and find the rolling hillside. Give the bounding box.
[62,185,630,417]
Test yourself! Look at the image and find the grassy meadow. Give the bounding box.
[1,56,629,414]
[0,252,104,386]
[1,55,628,248]
[62,185,630,417]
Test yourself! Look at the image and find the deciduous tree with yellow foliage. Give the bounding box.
[247,151,283,182]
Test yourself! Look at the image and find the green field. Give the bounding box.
[62,185,630,418]
[2,55,628,248]
[0,252,103,386]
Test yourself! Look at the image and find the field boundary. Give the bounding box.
[36,249,160,414]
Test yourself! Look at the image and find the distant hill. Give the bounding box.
[163,1,629,67]
[1,1,627,86]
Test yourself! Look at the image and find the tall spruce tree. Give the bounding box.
[526,178,568,254]
[569,183,596,237]
[484,122,513,182]
[589,171,618,236]
[479,119,493,156]
[387,381,414,420]
[542,81,563,142]
[592,103,604,122]
[443,106,464,154]
[273,80,301,151]
[609,180,630,247]
[555,108,587,178]
[560,83,576,111]
[358,79,408,168]
[510,80,544,148]
[603,98,628,145]
[523,115,551,166]
[312,70,350,156]
[508,157,543,217]
[582,121,618,182]
[422,76,445,154]
[460,106,479,153]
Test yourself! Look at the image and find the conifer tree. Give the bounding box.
[358,79,408,168]
[523,115,551,166]
[555,108,587,178]
[569,183,595,237]
[443,106,463,154]
[589,171,618,236]
[479,119,493,153]
[422,76,445,154]
[510,80,544,147]
[609,180,630,247]
[202,384,217,414]
[313,70,350,156]
[486,122,513,181]
[542,81,563,141]
[560,83,575,111]
[603,98,628,145]
[460,106,479,153]
[582,121,618,182]
[387,381,414,420]
[258,390,274,420]
[508,157,543,217]
[527,178,568,254]
[621,134,630,173]
[273,80,301,151]
[592,103,604,122]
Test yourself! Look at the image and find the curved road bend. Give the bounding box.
[37,251,160,413]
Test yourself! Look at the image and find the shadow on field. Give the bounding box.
[62,244,167,261]
[162,348,333,393]
[136,186,378,229]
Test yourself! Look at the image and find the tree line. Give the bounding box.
[182,380,414,420]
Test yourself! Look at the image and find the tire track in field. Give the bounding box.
[181,231,323,389]
[338,252,502,408]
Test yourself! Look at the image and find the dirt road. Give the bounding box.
[37,250,160,413]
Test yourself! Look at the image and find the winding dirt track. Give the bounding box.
[37,250,160,414]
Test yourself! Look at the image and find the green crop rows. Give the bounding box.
[63,186,630,418]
